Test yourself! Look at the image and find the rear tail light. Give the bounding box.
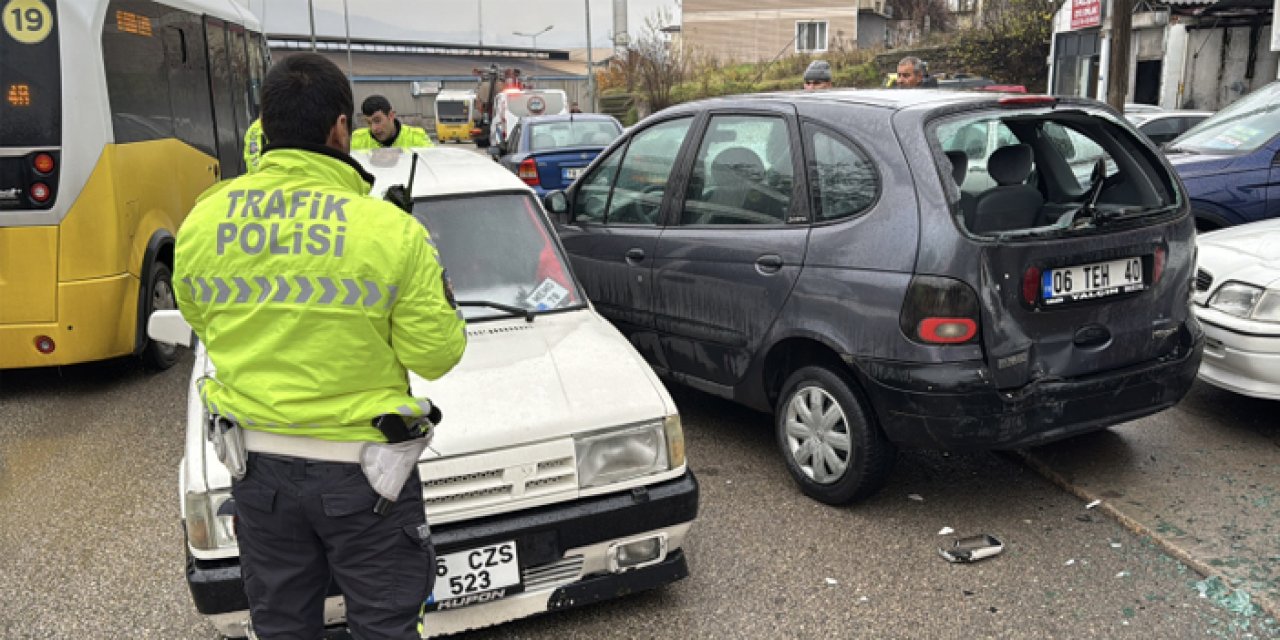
[29,182,51,203]
[1022,267,1041,306]
[470,127,483,136]
[518,158,540,186]
[1152,246,1166,285]
[33,153,55,174]
[900,275,981,345]
[34,335,55,354]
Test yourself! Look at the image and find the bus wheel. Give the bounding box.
[139,261,180,371]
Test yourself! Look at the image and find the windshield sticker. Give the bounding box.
[526,277,569,310]
[1211,125,1262,149]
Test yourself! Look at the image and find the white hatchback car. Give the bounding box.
[1193,219,1280,399]
[150,146,698,638]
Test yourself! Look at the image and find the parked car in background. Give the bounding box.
[1124,103,1164,115]
[1165,80,1280,231]
[1125,110,1213,147]
[1193,218,1280,400]
[543,89,1203,505]
[497,114,623,196]
[154,146,697,638]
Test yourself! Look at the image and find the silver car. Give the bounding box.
[1194,219,1280,399]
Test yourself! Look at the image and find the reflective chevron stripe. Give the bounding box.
[189,275,397,308]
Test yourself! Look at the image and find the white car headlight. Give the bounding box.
[1208,282,1265,318]
[185,490,237,551]
[575,415,685,489]
[1253,290,1280,322]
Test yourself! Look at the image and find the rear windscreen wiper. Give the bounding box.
[457,300,535,322]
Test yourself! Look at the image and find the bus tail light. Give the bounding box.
[34,336,55,354]
[33,153,55,174]
[29,182,51,203]
[518,158,540,186]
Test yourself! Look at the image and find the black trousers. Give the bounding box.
[232,453,435,640]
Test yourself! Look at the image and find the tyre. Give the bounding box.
[138,261,180,371]
[776,365,897,505]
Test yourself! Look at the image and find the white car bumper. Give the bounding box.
[1195,307,1280,400]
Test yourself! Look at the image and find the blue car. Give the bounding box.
[495,114,623,196]
[1165,81,1280,231]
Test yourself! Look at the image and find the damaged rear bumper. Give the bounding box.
[857,328,1204,450]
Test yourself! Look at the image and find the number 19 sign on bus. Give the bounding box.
[0,0,268,369]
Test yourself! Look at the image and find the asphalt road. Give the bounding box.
[1,352,1276,639]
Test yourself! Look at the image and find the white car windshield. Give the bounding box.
[412,194,585,320]
[1169,82,1280,154]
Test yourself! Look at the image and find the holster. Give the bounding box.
[361,403,442,515]
[207,414,247,481]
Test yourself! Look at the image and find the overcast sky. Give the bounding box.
[239,0,680,49]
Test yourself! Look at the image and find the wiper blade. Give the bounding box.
[457,300,535,322]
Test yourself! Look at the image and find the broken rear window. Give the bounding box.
[931,108,1179,239]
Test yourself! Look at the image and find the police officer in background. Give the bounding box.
[243,117,265,173]
[174,53,466,639]
[352,94,434,150]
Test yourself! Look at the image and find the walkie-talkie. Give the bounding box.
[383,151,420,214]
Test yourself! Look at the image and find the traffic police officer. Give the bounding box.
[243,117,266,173]
[174,53,466,639]
[352,95,434,150]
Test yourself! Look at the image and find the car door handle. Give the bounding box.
[756,255,783,273]
[626,248,646,262]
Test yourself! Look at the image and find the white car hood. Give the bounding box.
[412,310,671,457]
[193,309,673,490]
[1197,220,1280,291]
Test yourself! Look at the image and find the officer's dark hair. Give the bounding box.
[260,53,353,146]
[362,95,393,118]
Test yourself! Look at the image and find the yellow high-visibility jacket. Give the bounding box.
[243,118,265,174]
[351,121,434,150]
[174,145,466,442]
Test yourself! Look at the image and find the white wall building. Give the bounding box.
[1048,0,1278,110]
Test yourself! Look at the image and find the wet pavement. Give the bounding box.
[1024,380,1280,626]
[0,353,1276,638]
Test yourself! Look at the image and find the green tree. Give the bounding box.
[952,0,1054,91]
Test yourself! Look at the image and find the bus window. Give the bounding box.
[0,0,61,148]
[103,2,175,143]
[161,13,217,158]
[228,24,251,174]
[203,17,240,177]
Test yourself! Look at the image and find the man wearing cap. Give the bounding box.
[803,60,833,90]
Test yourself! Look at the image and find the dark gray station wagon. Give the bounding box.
[543,89,1204,505]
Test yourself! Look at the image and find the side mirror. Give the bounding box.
[544,190,569,222]
[148,309,194,348]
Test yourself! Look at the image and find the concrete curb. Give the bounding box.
[1012,449,1280,622]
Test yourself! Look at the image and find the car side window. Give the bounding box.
[572,146,623,224]
[605,117,694,225]
[804,124,878,222]
[681,115,795,226]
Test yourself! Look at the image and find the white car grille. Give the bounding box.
[419,439,578,522]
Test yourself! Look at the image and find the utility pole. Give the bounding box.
[307,0,317,51]
[478,1,484,47]
[586,0,595,112]
[343,0,354,88]
[1105,0,1134,110]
